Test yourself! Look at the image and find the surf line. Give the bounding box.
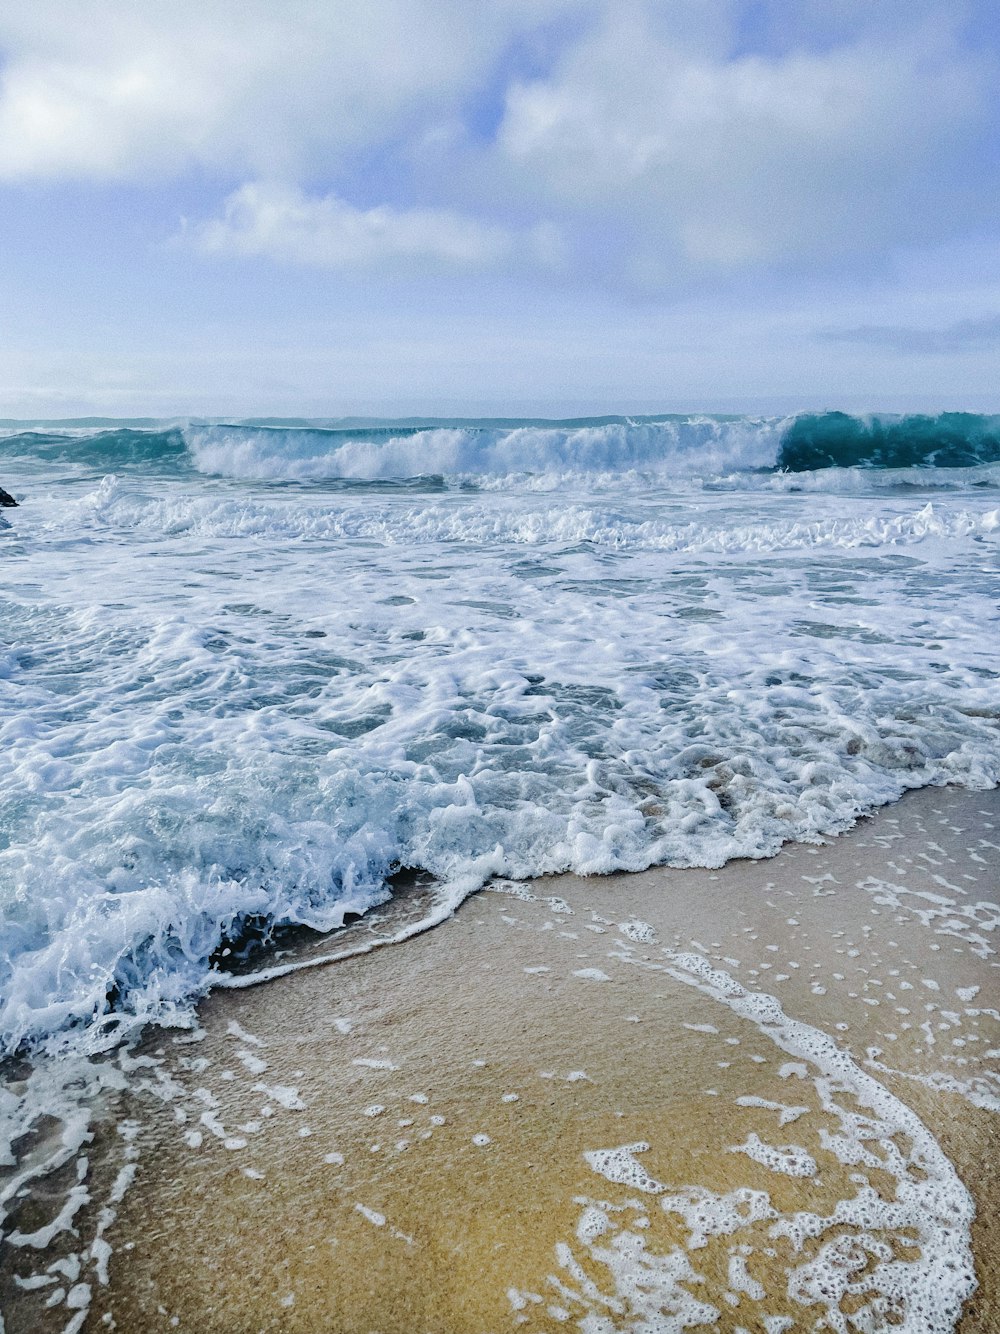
[211,875,478,991]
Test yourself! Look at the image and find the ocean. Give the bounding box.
[1,411,998,1061]
[2,410,999,1332]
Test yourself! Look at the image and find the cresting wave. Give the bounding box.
[4,410,1000,481]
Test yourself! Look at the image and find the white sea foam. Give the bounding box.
[541,956,977,1332]
[65,475,1000,551]
[730,1132,817,1177]
[1,448,998,1063]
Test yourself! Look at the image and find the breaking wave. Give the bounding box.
[775,412,1000,471]
[3,411,999,484]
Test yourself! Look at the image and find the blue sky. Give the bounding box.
[1,0,998,418]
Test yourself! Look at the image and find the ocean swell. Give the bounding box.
[183,417,786,480]
[0,426,189,471]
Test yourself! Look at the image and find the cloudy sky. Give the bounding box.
[1,0,998,418]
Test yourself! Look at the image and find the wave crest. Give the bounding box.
[182,418,786,481]
[3,412,1000,483]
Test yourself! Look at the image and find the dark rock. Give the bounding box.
[0,486,18,507]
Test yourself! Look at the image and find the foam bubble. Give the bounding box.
[730,1132,817,1178]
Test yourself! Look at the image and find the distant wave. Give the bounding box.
[3,412,999,481]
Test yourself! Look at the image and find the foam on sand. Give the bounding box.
[4,787,992,1334]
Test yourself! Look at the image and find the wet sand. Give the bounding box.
[3,784,998,1332]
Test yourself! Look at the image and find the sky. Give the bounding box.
[1,0,999,419]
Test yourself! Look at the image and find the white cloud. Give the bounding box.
[495,6,994,273]
[0,0,577,180]
[0,0,995,286]
[185,181,524,269]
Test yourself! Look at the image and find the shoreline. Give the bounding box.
[2,783,998,1332]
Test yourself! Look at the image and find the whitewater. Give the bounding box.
[1,411,998,1062]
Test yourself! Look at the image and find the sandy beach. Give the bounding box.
[4,783,994,1333]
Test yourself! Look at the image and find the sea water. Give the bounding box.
[1,411,998,1060]
[1,411,999,1332]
